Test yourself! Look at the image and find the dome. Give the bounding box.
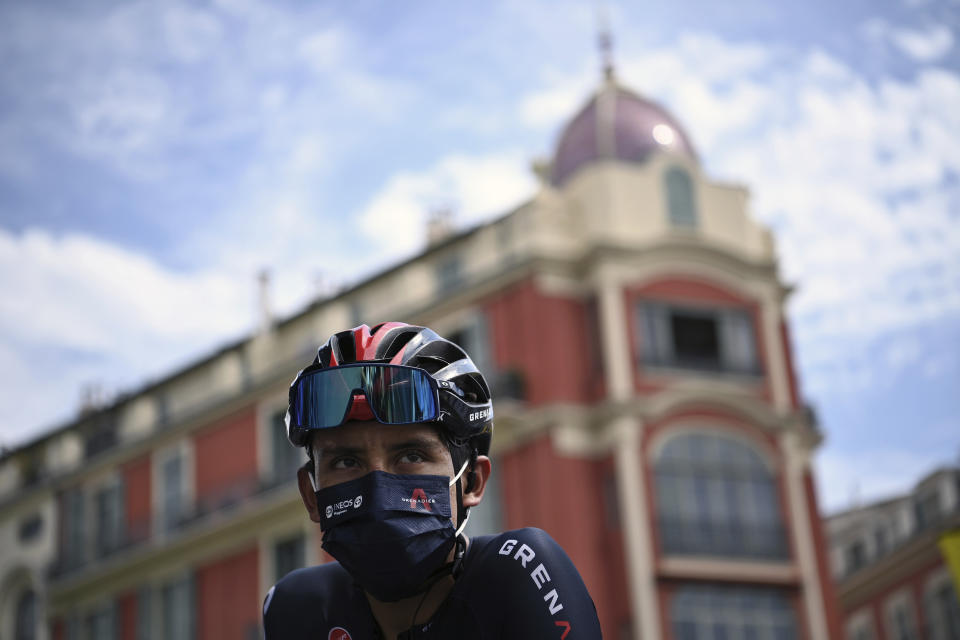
[550,80,698,187]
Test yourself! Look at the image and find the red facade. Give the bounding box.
[193,407,259,511]
[123,455,152,543]
[197,547,261,640]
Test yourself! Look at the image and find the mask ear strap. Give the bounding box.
[308,469,318,492]
[454,509,470,537]
[449,460,470,486]
[450,459,471,535]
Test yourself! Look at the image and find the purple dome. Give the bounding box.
[550,82,698,187]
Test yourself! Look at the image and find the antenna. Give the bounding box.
[595,0,615,80]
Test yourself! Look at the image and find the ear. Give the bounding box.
[462,455,491,509]
[297,465,323,524]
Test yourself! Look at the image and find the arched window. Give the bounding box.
[15,589,36,640]
[665,167,697,227]
[672,584,797,640]
[654,432,787,559]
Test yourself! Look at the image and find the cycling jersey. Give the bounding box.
[263,527,602,639]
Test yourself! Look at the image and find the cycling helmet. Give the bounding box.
[286,322,493,455]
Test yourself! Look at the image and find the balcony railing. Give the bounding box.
[49,473,299,581]
[659,517,789,560]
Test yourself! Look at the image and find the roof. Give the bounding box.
[551,77,698,187]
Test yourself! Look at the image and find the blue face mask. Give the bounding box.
[314,462,469,602]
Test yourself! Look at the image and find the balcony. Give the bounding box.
[49,473,299,582]
[658,517,789,561]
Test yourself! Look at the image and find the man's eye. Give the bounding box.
[398,452,425,465]
[331,457,359,470]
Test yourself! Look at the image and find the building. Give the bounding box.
[826,467,960,640]
[0,440,57,640]
[0,70,842,639]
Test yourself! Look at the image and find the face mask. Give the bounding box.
[314,462,469,602]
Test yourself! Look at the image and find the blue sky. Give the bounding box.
[0,0,957,513]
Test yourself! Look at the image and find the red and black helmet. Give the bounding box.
[286,322,493,455]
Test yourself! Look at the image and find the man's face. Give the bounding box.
[308,420,460,522]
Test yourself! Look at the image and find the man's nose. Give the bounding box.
[366,454,390,473]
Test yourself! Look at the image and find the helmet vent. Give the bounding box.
[333,330,357,364]
[378,329,421,360]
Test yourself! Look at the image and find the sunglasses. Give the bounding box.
[288,364,440,430]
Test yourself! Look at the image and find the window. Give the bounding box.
[95,480,125,557]
[874,527,889,557]
[15,590,36,640]
[654,432,787,559]
[137,587,153,640]
[85,414,118,459]
[63,488,86,570]
[64,615,80,640]
[161,575,194,640]
[436,254,464,293]
[348,301,364,328]
[665,166,697,227]
[916,491,941,530]
[925,578,960,640]
[888,599,919,640]
[671,585,796,640]
[637,302,759,374]
[270,409,303,484]
[847,618,875,640]
[85,604,117,640]
[156,393,170,428]
[274,533,306,581]
[162,454,184,532]
[446,313,492,377]
[845,540,867,575]
[18,513,43,543]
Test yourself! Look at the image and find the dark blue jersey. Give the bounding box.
[263,527,602,639]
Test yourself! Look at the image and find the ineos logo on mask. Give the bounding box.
[326,496,362,519]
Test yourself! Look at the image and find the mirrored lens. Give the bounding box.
[290,365,438,429]
[366,367,438,424]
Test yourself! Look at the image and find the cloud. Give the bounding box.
[0,228,261,445]
[890,24,955,61]
[356,151,537,260]
[861,19,955,62]
[519,78,592,130]
[0,1,410,183]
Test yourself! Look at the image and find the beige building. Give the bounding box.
[827,467,960,640]
[0,71,841,639]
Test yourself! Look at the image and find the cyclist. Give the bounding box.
[262,322,602,639]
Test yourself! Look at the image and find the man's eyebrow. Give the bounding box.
[314,444,364,459]
[388,437,445,452]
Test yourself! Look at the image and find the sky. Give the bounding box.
[0,0,957,514]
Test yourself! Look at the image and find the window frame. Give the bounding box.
[670,583,798,639]
[885,589,920,640]
[92,473,125,558]
[924,568,960,640]
[152,440,195,537]
[664,165,699,228]
[634,299,762,377]
[257,392,305,488]
[846,608,876,640]
[650,427,789,561]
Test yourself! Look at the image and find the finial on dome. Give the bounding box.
[595,0,615,82]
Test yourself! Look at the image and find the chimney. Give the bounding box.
[79,382,106,415]
[426,207,455,246]
[257,268,273,333]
